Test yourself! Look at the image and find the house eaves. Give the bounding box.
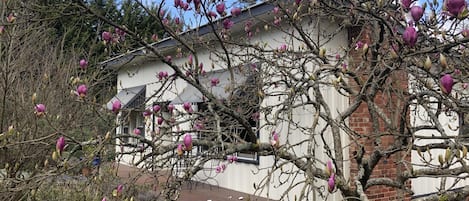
[99,2,275,70]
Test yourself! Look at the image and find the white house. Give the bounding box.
[99,1,469,200]
[101,2,350,200]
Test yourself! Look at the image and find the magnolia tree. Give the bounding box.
[6,0,469,200]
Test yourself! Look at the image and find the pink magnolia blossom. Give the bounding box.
[102,31,112,42]
[251,112,260,121]
[112,100,121,113]
[79,59,88,69]
[227,155,238,163]
[355,41,364,50]
[116,184,123,195]
[0,26,4,34]
[188,54,193,65]
[35,104,46,116]
[56,136,66,153]
[157,117,164,125]
[184,134,193,151]
[211,78,220,86]
[410,6,424,22]
[102,197,107,201]
[174,0,181,8]
[403,26,418,47]
[168,104,175,113]
[446,0,467,17]
[401,0,413,9]
[158,71,169,80]
[295,0,301,5]
[165,55,172,63]
[181,2,190,11]
[151,34,159,41]
[77,84,87,97]
[273,7,280,14]
[222,19,234,29]
[215,165,223,173]
[278,44,287,52]
[463,83,468,89]
[327,173,335,193]
[441,74,454,94]
[174,17,180,25]
[207,11,217,19]
[177,144,184,156]
[271,131,279,147]
[231,7,242,17]
[216,3,225,15]
[143,109,152,117]
[274,17,281,26]
[153,105,161,113]
[117,184,123,192]
[133,128,141,135]
[7,13,15,23]
[183,102,193,113]
[194,122,204,130]
[115,28,125,36]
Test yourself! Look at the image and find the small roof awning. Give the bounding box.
[107,85,146,110]
[171,69,247,104]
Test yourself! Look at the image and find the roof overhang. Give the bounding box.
[99,2,275,70]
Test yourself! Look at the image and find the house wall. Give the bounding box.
[191,18,350,200]
[409,79,469,196]
[113,14,350,201]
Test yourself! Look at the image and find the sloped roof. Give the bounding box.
[99,2,275,69]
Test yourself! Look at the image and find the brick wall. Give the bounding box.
[347,26,411,201]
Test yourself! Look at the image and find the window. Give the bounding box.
[119,110,146,144]
[195,73,260,163]
[459,98,469,143]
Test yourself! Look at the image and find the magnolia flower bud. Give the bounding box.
[153,105,161,113]
[438,154,444,165]
[52,151,58,161]
[446,0,467,17]
[440,54,448,68]
[184,134,193,151]
[56,136,66,153]
[112,100,121,113]
[183,102,193,113]
[401,0,412,9]
[410,6,424,22]
[403,26,418,47]
[32,93,37,103]
[167,104,175,113]
[177,144,184,156]
[327,173,335,193]
[216,3,225,15]
[271,131,280,147]
[440,74,454,94]
[445,147,451,163]
[231,7,242,17]
[424,56,432,69]
[79,59,88,69]
[77,84,87,98]
[105,132,111,141]
[211,78,220,86]
[463,146,468,158]
[35,104,46,116]
[319,48,326,58]
[133,128,141,135]
[325,161,333,177]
